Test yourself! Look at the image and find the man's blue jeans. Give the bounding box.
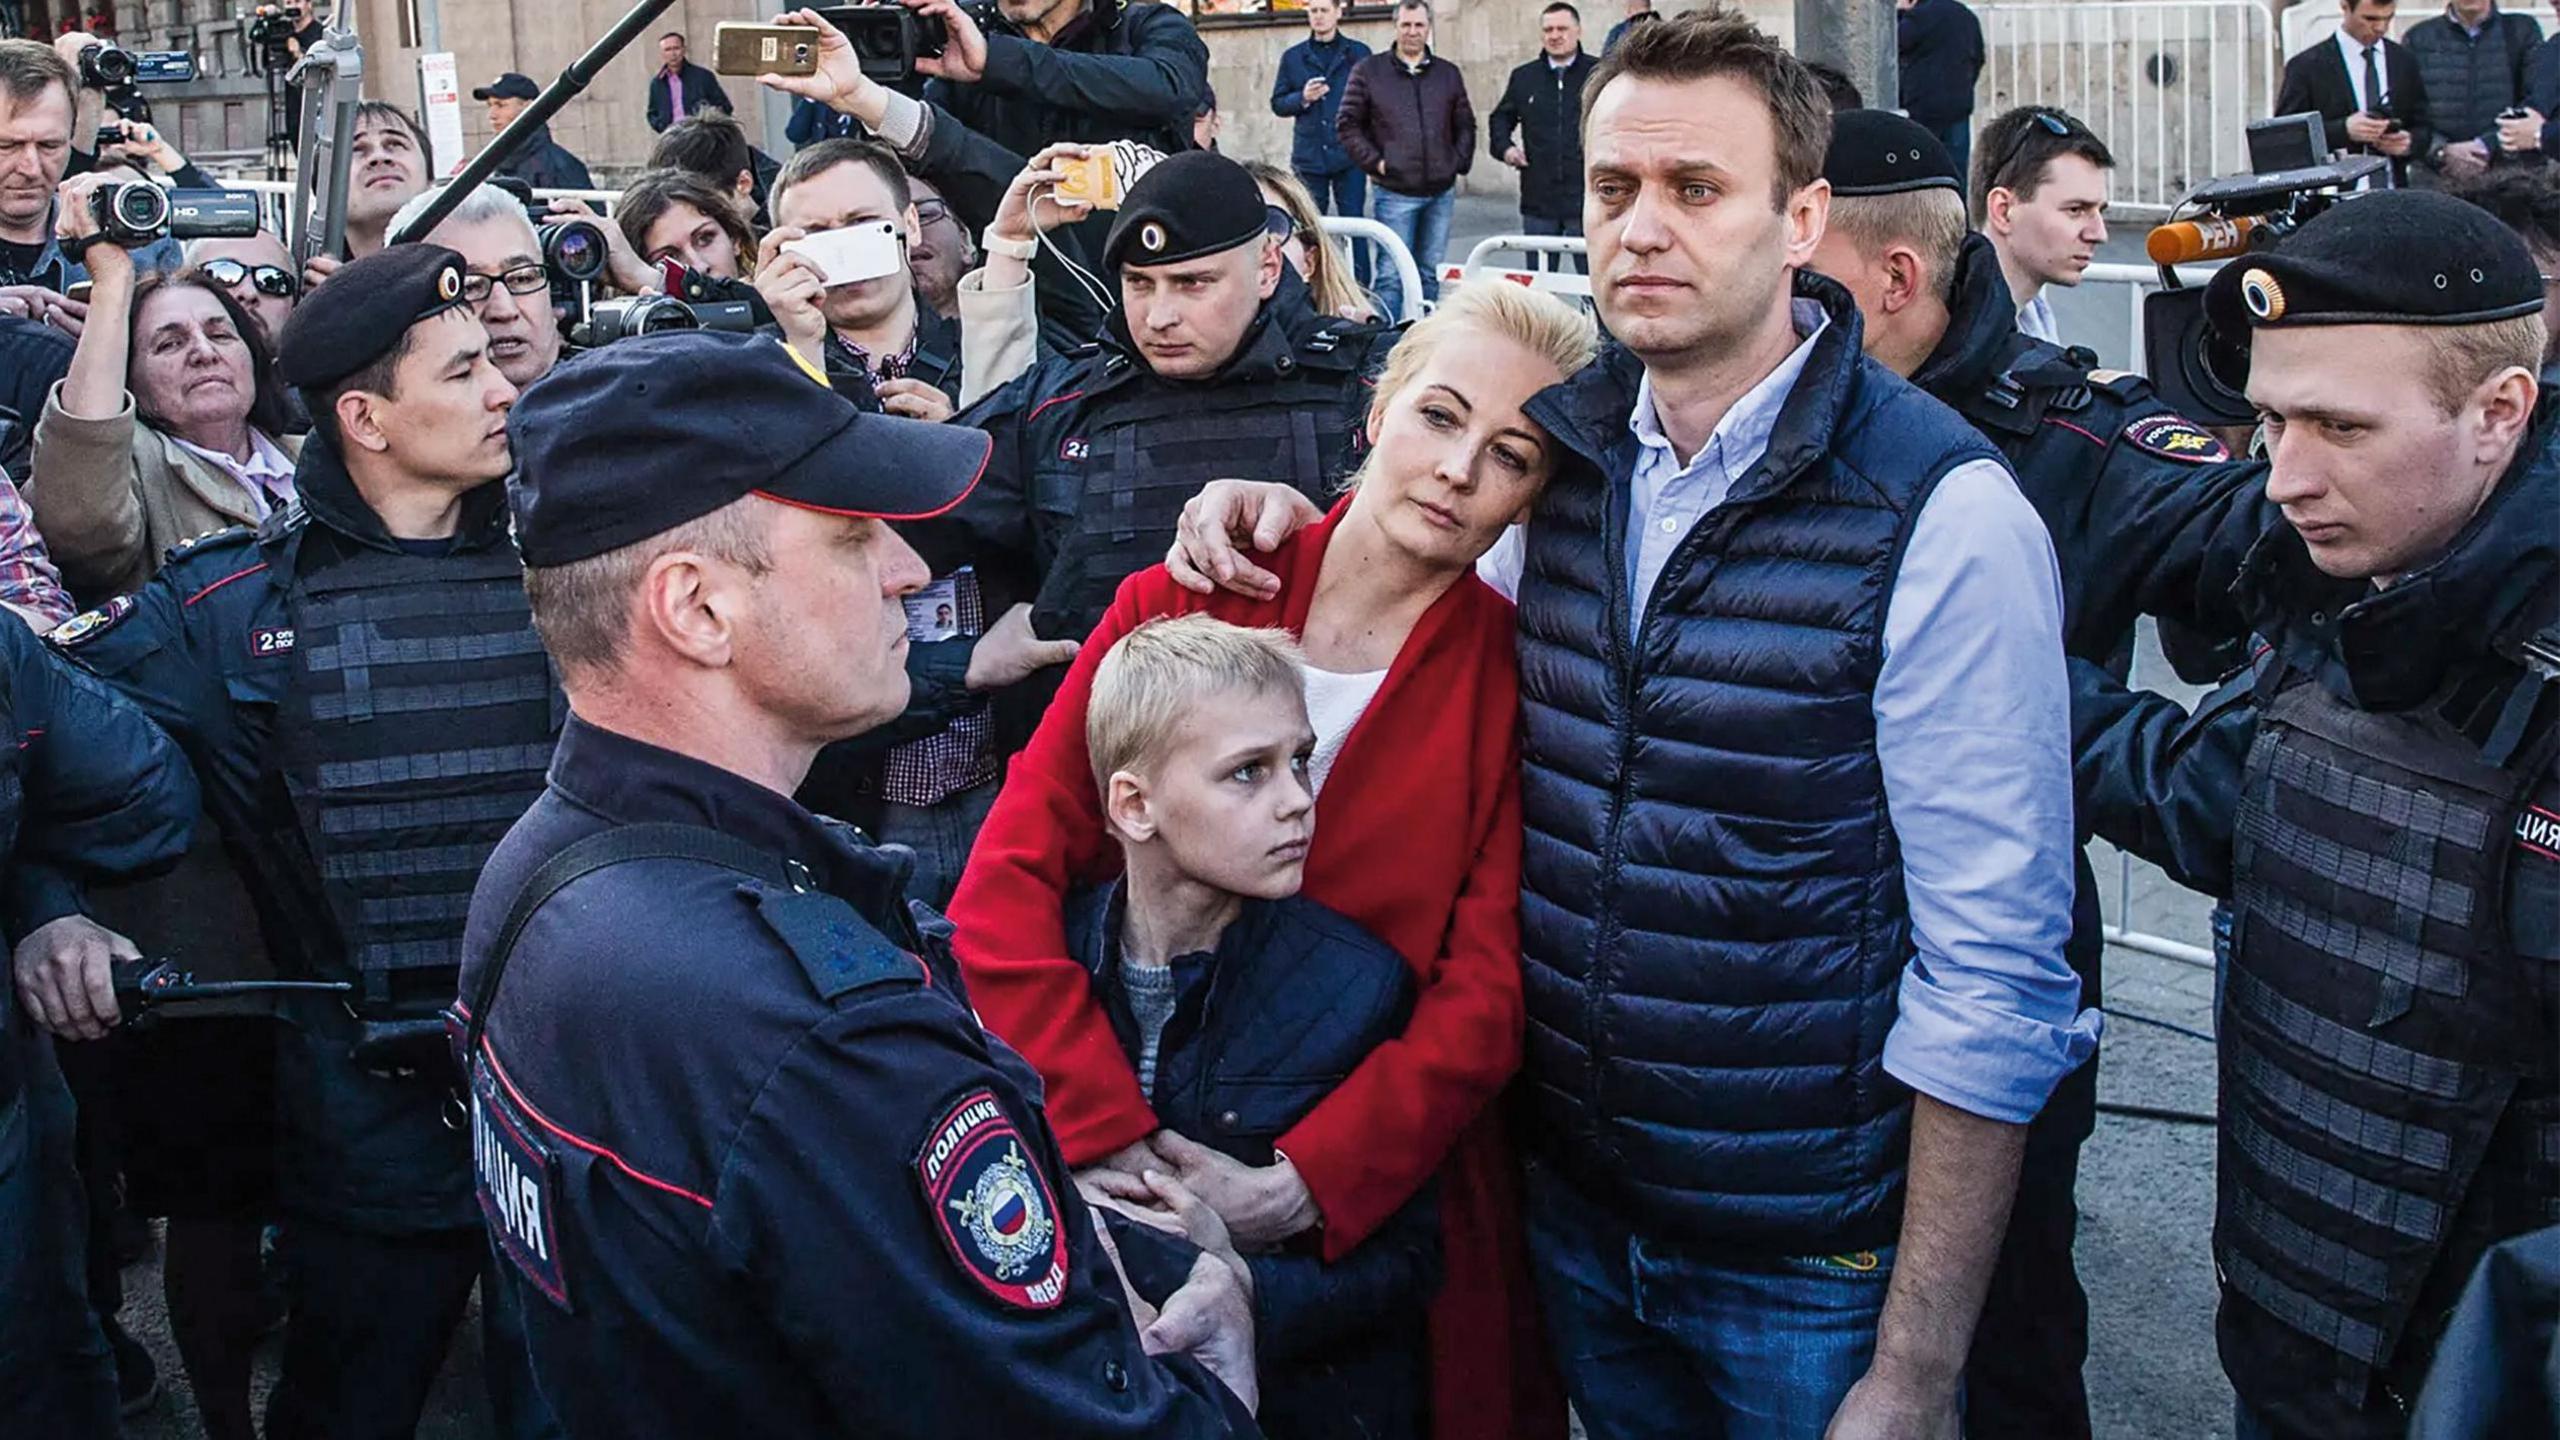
[1521,211,1587,274]
[1371,184,1454,317]
[1524,1161,1897,1440]
[1296,167,1372,287]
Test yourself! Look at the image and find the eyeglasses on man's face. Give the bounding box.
[461,263,550,304]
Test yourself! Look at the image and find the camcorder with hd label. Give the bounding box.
[85,184,262,249]
[77,45,198,126]
[815,4,956,84]
[2141,114,2383,427]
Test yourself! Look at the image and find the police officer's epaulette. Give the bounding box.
[160,524,259,569]
[2081,367,2155,405]
[746,883,929,1004]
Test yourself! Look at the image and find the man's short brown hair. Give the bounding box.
[524,497,776,676]
[1580,6,1831,207]
[2419,314,2545,412]
[0,39,75,113]
[772,138,912,221]
[1828,187,1970,307]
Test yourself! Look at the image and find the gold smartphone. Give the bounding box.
[712,23,822,77]
[1054,151,1126,211]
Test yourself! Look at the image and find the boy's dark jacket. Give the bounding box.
[1067,883,1441,1440]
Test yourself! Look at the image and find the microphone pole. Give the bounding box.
[389,0,682,245]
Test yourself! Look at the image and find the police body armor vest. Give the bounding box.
[2221,646,2560,1402]
[275,539,561,1021]
[1029,325,1371,641]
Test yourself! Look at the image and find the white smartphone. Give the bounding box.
[781,221,907,287]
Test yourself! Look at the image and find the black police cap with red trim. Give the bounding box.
[506,330,993,568]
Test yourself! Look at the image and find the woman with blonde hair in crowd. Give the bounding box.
[951,280,1597,1440]
[1245,159,1377,323]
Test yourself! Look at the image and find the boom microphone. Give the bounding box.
[2146,213,2273,266]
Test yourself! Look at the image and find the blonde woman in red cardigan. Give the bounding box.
[949,282,1596,1440]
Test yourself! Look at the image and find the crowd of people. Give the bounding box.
[0,4,2551,1440]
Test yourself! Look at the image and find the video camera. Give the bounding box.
[76,44,197,126]
[246,4,304,73]
[2140,113,2385,427]
[569,295,759,348]
[85,183,261,248]
[815,4,951,84]
[488,177,610,313]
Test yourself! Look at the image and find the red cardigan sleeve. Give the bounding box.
[1278,648,1526,1261]
[946,570,1195,1166]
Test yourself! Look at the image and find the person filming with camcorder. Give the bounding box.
[29,169,285,602]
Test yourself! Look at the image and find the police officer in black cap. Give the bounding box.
[927,149,1395,739]
[462,330,1262,1438]
[2071,188,2559,1440]
[1804,107,2286,1440]
[28,242,559,1440]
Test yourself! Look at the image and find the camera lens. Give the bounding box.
[792,43,812,63]
[86,47,135,86]
[541,221,608,284]
[632,300,701,336]
[110,183,169,235]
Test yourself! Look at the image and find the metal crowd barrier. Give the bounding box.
[216,177,622,237]
[1317,216,1425,325]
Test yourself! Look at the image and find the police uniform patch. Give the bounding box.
[2121,414,2231,464]
[2518,804,2560,863]
[917,1088,1069,1310]
[250,626,296,657]
[472,1060,573,1311]
[1059,436,1090,463]
[45,595,135,648]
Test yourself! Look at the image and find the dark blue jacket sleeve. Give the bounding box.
[696,67,736,119]
[2,619,197,931]
[1245,1183,1439,1366]
[2069,656,2253,900]
[709,996,1258,1436]
[2085,447,2281,646]
[1271,44,1311,117]
[972,8,1207,130]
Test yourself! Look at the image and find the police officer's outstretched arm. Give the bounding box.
[2067,654,2251,898]
[713,992,1261,1436]
[5,618,199,1039]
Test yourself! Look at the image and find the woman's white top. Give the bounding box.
[1301,663,1389,795]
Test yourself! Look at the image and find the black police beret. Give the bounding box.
[507,331,992,569]
[1103,150,1269,274]
[2205,189,2545,338]
[1825,109,1963,197]
[276,243,471,390]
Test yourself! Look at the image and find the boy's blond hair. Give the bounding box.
[1086,615,1307,797]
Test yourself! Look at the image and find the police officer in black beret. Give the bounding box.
[1803,107,2288,1440]
[461,330,1261,1438]
[926,149,1397,746]
[2071,189,2560,1440]
[26,242,560,1440]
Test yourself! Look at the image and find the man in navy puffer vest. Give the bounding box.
[1164,11,2098,1437]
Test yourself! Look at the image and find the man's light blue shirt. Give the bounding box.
[1482,302,2100,1123]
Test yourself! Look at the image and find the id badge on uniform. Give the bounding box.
[902,568,977,643]
[472,1059,574,1312]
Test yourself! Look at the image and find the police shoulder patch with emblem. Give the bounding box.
[46,595,136,649]
[2121,413,2232,464]
[917,1087,1070,1310]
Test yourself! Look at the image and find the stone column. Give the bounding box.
[1795,0,1895,112]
